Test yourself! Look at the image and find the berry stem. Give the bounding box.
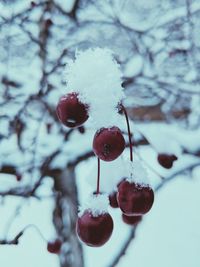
[96,157,101,195]
[121,105,133,162]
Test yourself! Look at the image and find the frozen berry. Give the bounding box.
[117,180,154,216]
[78,126,85,134]
[117,178,126,188]
[122,214,142,226]
[56,93,89,128]
[76,210,113,247]
[157,154,177,169]
[16,173,22,182]
[47,239,62,254]
[109,191,118,208]
[31,1,36,7]
[93,127,125,161]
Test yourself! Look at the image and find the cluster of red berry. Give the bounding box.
[56,92,155,247]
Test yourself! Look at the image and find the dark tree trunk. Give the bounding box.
[53,166,84,267]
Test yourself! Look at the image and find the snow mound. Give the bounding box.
[123,158,149,185]
[78,193,109,217]
[64,48,125,128]
[86,157,127,193]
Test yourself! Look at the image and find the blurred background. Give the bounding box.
[0,0,200,267]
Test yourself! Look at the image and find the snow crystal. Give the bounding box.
[64,48,125,129]
[78,193,109,217]
[122,156,149,185]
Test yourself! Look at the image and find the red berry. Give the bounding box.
[93,127,125,161]
[109,191,119,208]
[77,126,85,134]
[157,154,178,169]
[117,178,126,188]
[117,180,154,216]
[122,214,142,226]
[56,93,89,128]
[16,173,22,182]
[47,239,62,254]
[76,210,113,247]
[30,1,36,7]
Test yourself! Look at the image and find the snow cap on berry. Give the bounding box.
[123,157,149,185]
[78,193,109,217]
[64,48,125,128]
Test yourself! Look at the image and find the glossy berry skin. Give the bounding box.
[47,239,62,254]
[122,214,142,226]
[76,210,113,247]
[109,191,119,208]
[117,180,154,216]
[56,93,89,128]
[117,178,126,188]
[157,154,177,169]
[93,127,125,161]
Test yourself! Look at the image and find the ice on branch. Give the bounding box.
[78,194,109,217]
[64,48,125,128]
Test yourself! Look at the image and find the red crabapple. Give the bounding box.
[76,210,113,247]
[157,153,177,169]
[122,214,142,226]
[117,180,154,216]
[109,191,119,208]
[47,239,62,254]
[56,93,89,128]
[93,127,125,161]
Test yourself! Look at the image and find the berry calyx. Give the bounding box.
[56,93,89,128]
[47,239,62,254]
[117,180,154,216]
[76,210,113,247]
[109,191,119,208]
[122,214,142,226]
[93,127,125,161]
[157,154,178,169]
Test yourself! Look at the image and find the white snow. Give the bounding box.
[84,152,150,193]
[123,157,149,185]
[124,55,143,78]
[85,156,128,193]
[64,48,125,129]
[78,193,109,217]
[137,122,200,154]
[54,0,76,13]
